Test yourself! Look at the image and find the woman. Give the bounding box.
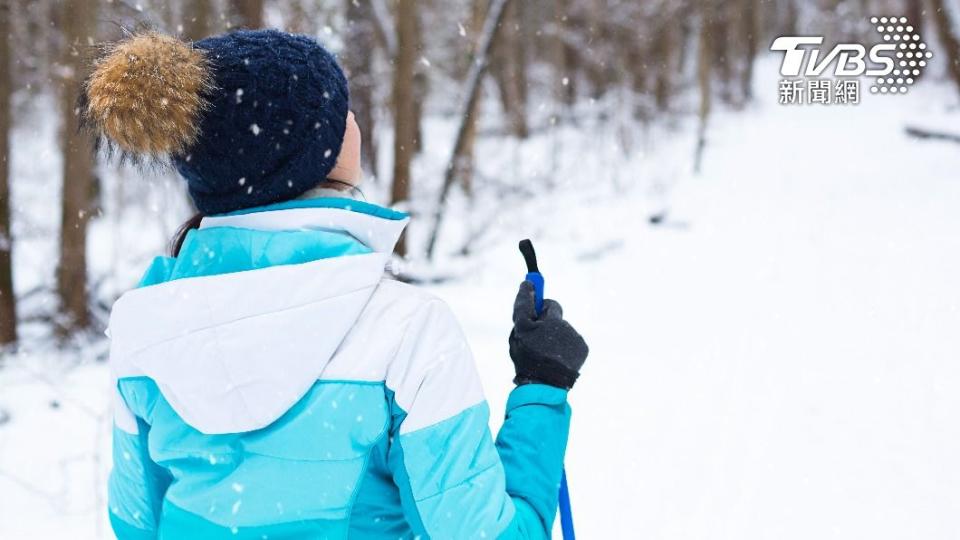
[91,29,588,539]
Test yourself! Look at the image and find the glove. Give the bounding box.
[509,281,589,389]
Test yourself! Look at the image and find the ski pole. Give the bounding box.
[518,239,575,540]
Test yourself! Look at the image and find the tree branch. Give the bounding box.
[424,0,512,260]
[905,125,960,144]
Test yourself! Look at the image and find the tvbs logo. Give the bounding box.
[771,16,932,97]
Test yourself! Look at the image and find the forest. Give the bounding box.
[1,1,960,539]
[0,0,956,347]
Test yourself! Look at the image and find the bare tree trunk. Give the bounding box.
[391,0,418,257]
[652,11,675,111]
[412,48,427,154]
[458,0,488,197]
[0,0,15,345]
[581,0,611,98]
[229,0,264,29]
[56,0,98,335]
[424,0,512,260]
[929,0,960,96]
[676,2,694,75]
[740,0,757,103]
[555,0,577,107]
[711,1,732,104]
[492,0,529,138]
[343,0,378,178]
[626,18,649,101]
[513,0,530,130]
[694,1,713,174]
[183,0,213,41]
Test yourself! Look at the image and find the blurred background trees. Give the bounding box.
[55,0,99,336]
[1,0,959,346]
[0,0,14,345]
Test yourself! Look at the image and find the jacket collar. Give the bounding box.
[200,197,409,254]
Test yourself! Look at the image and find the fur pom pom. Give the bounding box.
[83,32,211,157]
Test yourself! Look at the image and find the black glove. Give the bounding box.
[509,281,588,389]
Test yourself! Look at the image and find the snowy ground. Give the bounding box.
[2,63,960,538]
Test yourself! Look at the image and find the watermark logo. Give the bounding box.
[770,16,933,105]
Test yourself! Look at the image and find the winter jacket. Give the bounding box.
[106,197,571,539]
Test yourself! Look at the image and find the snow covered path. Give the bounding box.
[2,79,960,538]
[438,85,960,538]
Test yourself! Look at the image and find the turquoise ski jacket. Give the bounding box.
[106,198,571,539]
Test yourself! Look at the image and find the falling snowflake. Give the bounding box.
[250,124,261,136]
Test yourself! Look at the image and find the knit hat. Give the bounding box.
[81,29,350,215]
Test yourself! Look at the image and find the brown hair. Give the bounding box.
[168,180,364,257]
[169,213,205,257]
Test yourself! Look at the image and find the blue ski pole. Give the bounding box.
[518,239,575,540]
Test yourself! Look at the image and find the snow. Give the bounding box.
[2,62,960,538]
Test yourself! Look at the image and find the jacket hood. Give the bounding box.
[108,200,408,435]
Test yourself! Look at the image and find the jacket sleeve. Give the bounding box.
[386,299,571,539]
[107,387,171,539]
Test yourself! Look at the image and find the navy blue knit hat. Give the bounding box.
[81,29,349,215]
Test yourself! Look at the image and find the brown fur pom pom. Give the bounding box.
[84,32,211,157]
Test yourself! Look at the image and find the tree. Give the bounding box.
[391,0,418,257]
[710,0,732,104]
[928,0,960,96]
[412,12,427,155]
[424,0,513,260]
[56,0,98,335]
[554,0,578,107]
[0,0,15,345]
[454,0,489,198]
[491,0,528,138]
[739,0,758,103]
[694,0,714,174]
[652,6,679,112]
[229,0,264,29]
